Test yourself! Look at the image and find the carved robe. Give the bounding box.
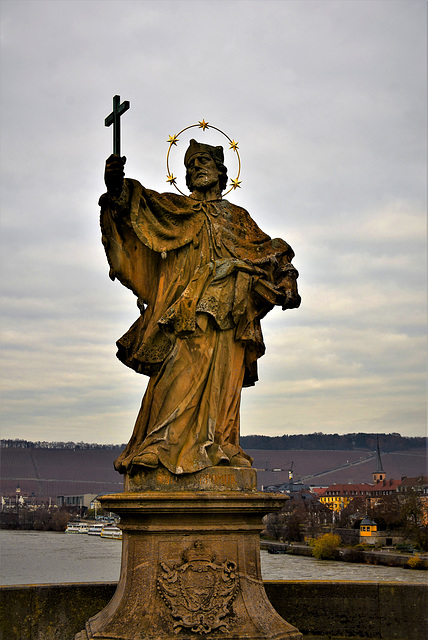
[99,178,300,475]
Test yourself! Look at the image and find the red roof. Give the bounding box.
[310,487,327,497]
[371,478,402,491]
[318,478,406,499]
[319,483,374,497]
[399,476,428,487]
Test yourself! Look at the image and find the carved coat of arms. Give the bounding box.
[157,540,239,634]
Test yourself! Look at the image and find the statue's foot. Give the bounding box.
[133,452,159,469]
[229,454,252,468]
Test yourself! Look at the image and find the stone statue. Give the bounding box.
[100,139,300,476]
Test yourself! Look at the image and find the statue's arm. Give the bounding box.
[236,206,301,311]
[99,158,153,303]
[104,154,126,198]
[99,154,133,220]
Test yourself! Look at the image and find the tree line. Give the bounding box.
[1,433,425,451]
[240,433,426,451]
[0,439,125,450]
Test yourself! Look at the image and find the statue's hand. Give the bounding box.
[104,154,126,196]
[275,264,301,310]
[281,288,301,310]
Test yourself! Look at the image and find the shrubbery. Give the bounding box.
[312,533,341,560]
[407,555,426,570]
[0,507,70,531]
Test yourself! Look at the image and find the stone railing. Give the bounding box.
[0,581,427,640]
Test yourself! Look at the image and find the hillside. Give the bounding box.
[0,447,123,501]
[1,435,426,499]
[251,448,427,489]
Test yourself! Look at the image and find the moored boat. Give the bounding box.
[100,525,122,540]
[65,522,88,534]
[87,523,105,536]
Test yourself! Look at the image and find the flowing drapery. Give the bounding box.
[99,179,300,474]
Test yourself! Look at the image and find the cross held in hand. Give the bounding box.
[105,95,130,156]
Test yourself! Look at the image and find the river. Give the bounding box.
[0,530,426,586]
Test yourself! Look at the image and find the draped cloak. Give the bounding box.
[99,178,300,475]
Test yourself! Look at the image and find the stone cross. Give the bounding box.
[105,95,130,156]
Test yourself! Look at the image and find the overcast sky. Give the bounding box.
[1,0,426,445]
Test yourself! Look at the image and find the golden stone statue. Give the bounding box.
[100,138,300,477]
[76,105,303,640]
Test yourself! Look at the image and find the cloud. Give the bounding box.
[0,0,426,443]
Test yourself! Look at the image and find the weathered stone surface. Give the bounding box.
[125,465,258,492]
[74,488,302,639]
[378,583,428,639]
[2,581,427,640]
[266,581,380,639]
[0,583,117,640]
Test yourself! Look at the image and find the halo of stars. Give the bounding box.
[166,120,242,197]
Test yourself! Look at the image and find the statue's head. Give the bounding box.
[184,139,228,193]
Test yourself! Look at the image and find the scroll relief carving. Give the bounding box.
[157,540,239,634]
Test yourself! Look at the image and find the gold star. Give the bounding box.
[230,178,242,190]
[198,119,209,131]
[166,174,177,185]
[167,134,179,146]
[229,140,239,151]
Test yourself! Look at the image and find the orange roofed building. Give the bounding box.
[318,483,374,512]
[319,437,405,513]
[370,477,402,502]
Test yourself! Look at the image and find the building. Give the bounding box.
[319,440,405,513]
[56,493,98,509]
[359,517,377,538]
[90,498,102,511]
[397,475,428,497]
[372,436,386,484]
[318,483,373,512]
[370,478,402,502]
[397,476,428,524]
[358,516,402,546]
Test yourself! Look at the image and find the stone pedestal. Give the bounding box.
[75,468,302,640]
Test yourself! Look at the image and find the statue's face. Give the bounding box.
[186,152,219,192]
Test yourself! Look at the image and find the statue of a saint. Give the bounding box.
[100,140,300,476]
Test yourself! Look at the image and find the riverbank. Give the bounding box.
[260,540,428,569]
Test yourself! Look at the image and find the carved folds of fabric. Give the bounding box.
[116,315,174,375]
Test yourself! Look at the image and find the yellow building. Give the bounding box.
[359,517,377,538]
[319,484,373,513]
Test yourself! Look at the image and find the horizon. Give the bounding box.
[2,431,426,449]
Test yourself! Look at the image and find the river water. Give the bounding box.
[0,530,426,586]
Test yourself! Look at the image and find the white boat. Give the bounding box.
[65,522,88,534]
[77,524,89,533]
[100,525,122,540]
[87,523,105,536]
